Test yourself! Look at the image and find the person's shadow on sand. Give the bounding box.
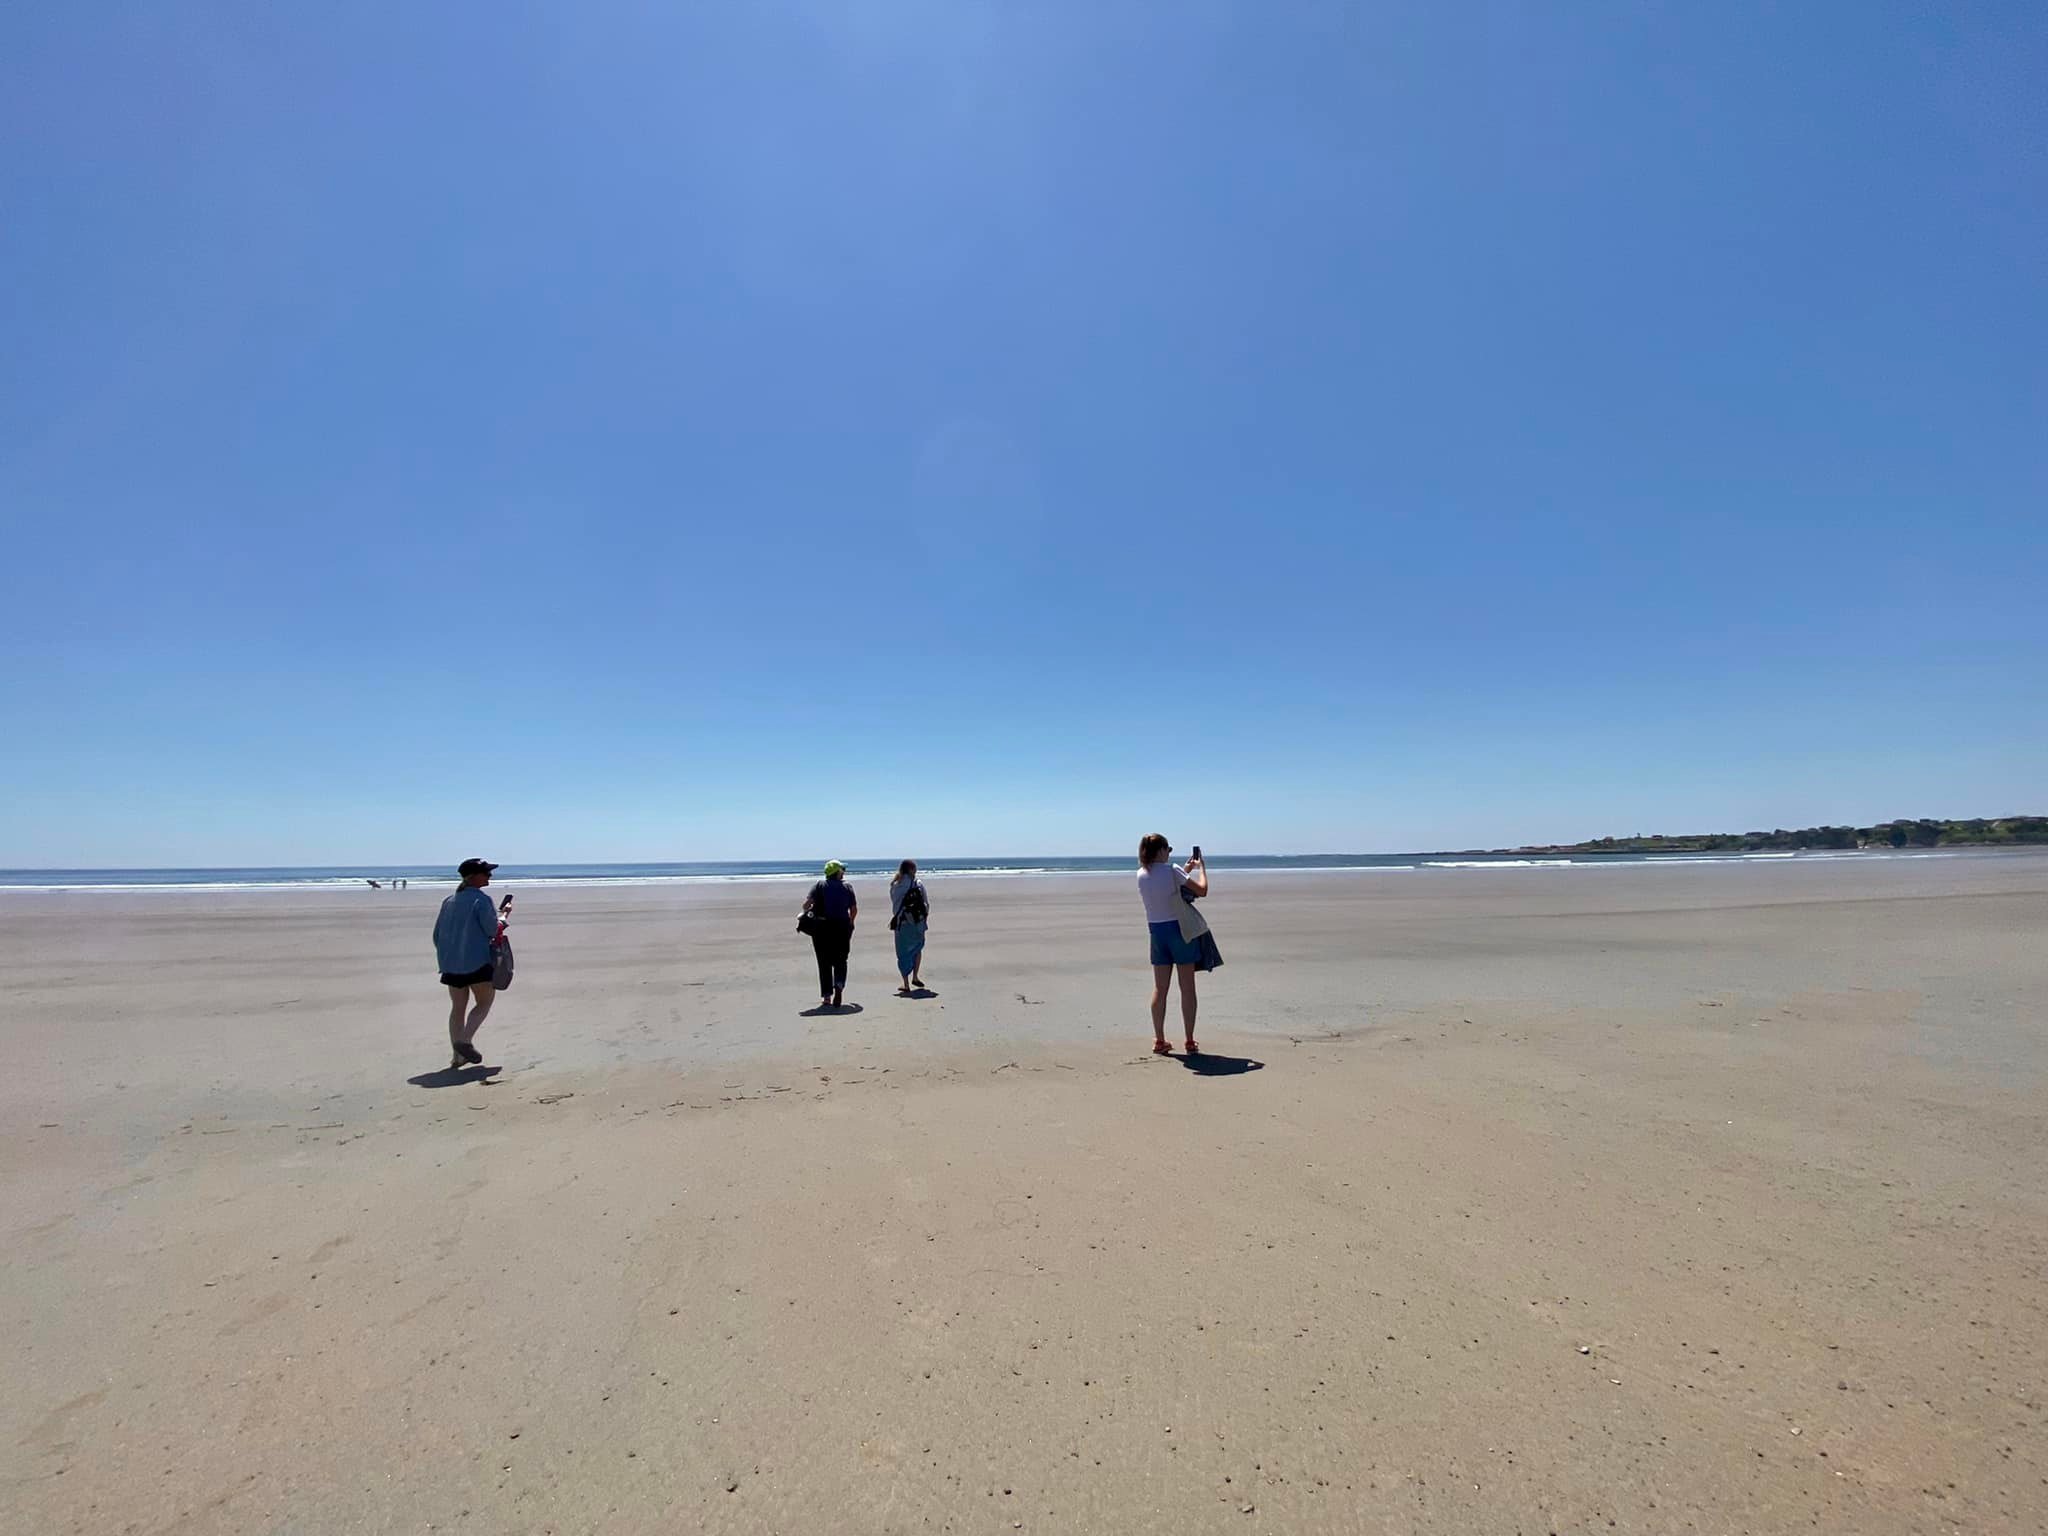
[800,1002,867,1018]
[407,1064,503,1088]
[1177,1053,1264,1077]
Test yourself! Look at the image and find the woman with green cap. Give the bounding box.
[801,860,858,1009]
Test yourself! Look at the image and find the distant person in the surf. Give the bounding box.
[801,861,857,1010]
[434,858,502,1067]
[888,860,930,995]
[1136,835,1220,1056]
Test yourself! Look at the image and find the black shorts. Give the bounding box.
[440,964,495,988]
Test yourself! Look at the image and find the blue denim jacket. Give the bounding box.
[433,886,499,974]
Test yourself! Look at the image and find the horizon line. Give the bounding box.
[7,815,2039,874]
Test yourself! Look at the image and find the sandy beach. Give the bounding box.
[3,852,2046,1534]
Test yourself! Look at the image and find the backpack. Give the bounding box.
[901,882,929,924]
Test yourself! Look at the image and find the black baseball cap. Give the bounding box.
[457,858,499,877]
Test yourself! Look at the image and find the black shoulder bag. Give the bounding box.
[798,882,826,937]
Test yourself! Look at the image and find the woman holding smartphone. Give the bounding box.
[1136,835,1220,1056]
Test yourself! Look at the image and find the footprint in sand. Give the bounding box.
[27,1389,106,1452]
[216,1292,292,1337]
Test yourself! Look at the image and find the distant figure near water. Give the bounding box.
[1136,834,1220,1056]
[801,861,857,1010]
[889,860,930,994]
[433,857,501,1067]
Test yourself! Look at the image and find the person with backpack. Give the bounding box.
[888,859,931,995]
[800,860,858,1010]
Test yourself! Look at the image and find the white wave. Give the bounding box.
[0,848,1968,894]
[1422,859,1578,869]
[0,877,389,894]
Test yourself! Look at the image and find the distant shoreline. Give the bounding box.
[1496,814,2046,857]
[6,823,2044,893]
[4,844,2033,894]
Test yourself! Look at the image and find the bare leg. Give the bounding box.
[459,982,495,1048]
[446,986,470,1065]
[1176,964,1199,1049]
[1149,964,1172,1047]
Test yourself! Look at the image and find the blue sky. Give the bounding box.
[2,2,2043,865]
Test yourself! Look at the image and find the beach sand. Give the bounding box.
[3,854,2046,1533]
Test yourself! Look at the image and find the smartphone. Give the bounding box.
[499,894,514,914]
[1191,845,1203,862]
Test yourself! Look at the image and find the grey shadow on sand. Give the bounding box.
[407,1064,504,1089]
[895,987,939,1000]
[1177,1053,1264,1077]
[801,1002,867,1018]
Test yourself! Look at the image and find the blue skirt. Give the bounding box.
[894,918,926,975]
[1149,919,1222,971]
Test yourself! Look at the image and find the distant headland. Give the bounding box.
[1498,815,2047,856]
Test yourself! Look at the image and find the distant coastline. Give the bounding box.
[1499,815,2047,856]
[0,841,2025,893]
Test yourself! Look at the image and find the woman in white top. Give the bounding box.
[888,859,930,995]
[1136,833,1214,1055]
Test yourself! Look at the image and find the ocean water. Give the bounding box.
[0,849,1950,893]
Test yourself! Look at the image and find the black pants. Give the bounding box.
[811,922,851,997]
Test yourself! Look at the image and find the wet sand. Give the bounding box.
[4,853,2046,1533]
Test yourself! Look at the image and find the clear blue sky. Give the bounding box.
[2,2,2042,866]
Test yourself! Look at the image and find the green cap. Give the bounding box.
[823,860,846,878]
